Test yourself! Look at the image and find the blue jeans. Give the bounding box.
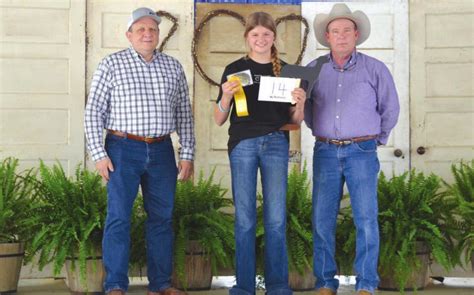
[312,139,380,294]
[103,134,178,293]
[229,132,292,295]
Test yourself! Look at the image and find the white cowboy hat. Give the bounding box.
[313,3,371,47]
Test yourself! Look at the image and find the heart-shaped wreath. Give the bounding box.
[156,10,179,52]
[192,9,310,87]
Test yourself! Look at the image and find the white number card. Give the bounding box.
[258,76,300,104]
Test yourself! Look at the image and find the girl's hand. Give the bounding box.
[222,80,240,98]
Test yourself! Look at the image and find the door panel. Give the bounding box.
[410,0,473,277]
[410,0,473,183]
[0,1,86,174]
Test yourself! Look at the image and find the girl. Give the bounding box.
[214,12,306,295]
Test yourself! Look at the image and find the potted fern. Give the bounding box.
[28,161,107,293]
[256,165,314,291]
[444,160,474,271]
[336,170,460,293]
[335,201,355,276]
[285,165,314,290]
[172,170,234,290]
[378,170,461,292]
[0,157,37,293]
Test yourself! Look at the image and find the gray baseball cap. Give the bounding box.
[127,7,161,31]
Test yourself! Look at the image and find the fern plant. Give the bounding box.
[28,161,107,285]
[129,195,147,273]
[285,165,313,274]
[336,170,460,293]
[0,157,37,244]
[335,200,355,275]
[173,169,234,286]
[444,160,474,267]
[256,165,313,276]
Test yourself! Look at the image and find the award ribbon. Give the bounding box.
[228,76,249,117]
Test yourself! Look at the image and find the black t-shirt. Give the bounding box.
[216,57,291,154]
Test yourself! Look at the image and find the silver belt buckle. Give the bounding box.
[342,140,352,145]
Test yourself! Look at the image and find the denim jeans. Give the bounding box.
[312,139,380,294]
[103,134,178,293]
[229,132,292,295]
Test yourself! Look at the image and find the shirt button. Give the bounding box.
[338,84,342,87]
[337,99,341,102]
[336,115,340,119]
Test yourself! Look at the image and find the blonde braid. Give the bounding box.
[271,44,281,77]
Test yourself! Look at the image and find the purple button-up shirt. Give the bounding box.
[304,51,400,145]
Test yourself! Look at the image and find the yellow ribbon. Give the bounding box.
[228,76,249,117]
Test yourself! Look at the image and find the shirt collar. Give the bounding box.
[329,49,358,71]
[128,46,160,64]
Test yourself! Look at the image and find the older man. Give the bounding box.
[85,7,194,295]
[305,4,400,295]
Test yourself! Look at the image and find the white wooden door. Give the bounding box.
[410,0,473,277]
[301,0,410,178]
[0,0,85,279]
[0,0,86,173]
[86,0,195,168]
[410,0,473,182]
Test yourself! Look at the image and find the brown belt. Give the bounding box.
[107,130,169,144]
[316,135,377,146]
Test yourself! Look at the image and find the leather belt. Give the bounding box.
[107,130,169,144]
[316,135,377,146]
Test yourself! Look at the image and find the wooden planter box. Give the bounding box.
[0,242,24,293]
[172,240,212,290]
[289,267,315,291]
[65,256,105,295]
[378,242,430,291]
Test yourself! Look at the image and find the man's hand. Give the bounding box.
[95,157,114,181]
[178,160,193,181]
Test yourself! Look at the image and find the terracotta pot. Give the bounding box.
[65,256,105,295]
[0,242,24,293]
[172,240,212,290]
[289,267,315,291]
[378,242,430,291]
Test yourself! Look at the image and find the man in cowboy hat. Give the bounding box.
[304,3,399,295]
[85,7,194,295]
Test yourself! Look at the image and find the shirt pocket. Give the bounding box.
[350,82,376,105]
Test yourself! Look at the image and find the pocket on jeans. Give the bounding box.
[354,139,377,152]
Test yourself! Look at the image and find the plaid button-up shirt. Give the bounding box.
[85,47,195,162]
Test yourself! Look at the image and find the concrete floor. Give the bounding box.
[14,276,474,295]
